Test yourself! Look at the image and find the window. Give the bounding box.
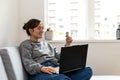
[45,0,120,40]
[45,0,87,40]
[94,0,120,40]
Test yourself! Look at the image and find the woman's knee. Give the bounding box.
[85,67,93,76]
[49,74,71,80]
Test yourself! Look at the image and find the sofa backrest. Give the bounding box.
[0,47,28,80]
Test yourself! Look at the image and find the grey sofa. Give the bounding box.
[0,47,28,80]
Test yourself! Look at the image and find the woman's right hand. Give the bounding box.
[65,36,73,47]
[40,66,58,74]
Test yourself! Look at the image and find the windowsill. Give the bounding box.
[45,40,120,43]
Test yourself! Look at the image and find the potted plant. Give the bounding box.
[44,28,53,40]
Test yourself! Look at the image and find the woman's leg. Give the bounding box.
[29,61,72,80]
[66,67,93,80]
[29,73,71,80]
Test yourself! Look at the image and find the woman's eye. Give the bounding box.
[37,27,44,30]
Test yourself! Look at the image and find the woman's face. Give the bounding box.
[30,23,44,40]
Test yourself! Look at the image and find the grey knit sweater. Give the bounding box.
[19,40,60,75]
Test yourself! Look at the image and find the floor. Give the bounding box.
[91,75,120,80]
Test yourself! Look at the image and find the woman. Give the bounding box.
[19,19,93,80]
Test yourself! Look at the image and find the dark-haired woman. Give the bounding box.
[19,19,93,80]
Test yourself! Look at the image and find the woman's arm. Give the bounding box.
[19,44,43,75]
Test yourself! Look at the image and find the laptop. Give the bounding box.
[57,44,88,74]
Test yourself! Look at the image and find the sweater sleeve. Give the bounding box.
[19,44,43,75]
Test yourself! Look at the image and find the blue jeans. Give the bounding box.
[29,61,93,80]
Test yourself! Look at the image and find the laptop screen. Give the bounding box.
[59,44,88,74]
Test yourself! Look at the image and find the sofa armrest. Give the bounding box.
[0,47,28,80]
[0,49,16,80]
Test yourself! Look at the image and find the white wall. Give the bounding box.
[19,0,44,42]
[0,0,19,47]
[0,0,45,47]
[49,40,120,75]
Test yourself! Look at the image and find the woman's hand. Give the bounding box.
[65,36,73,47]
[40,66,58,74]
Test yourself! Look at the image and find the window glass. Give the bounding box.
[45,0,87,40]
[94,0,120,40]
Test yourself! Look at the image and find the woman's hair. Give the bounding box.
[23,19,41,36]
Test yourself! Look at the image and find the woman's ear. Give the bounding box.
[29,29,33,34]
